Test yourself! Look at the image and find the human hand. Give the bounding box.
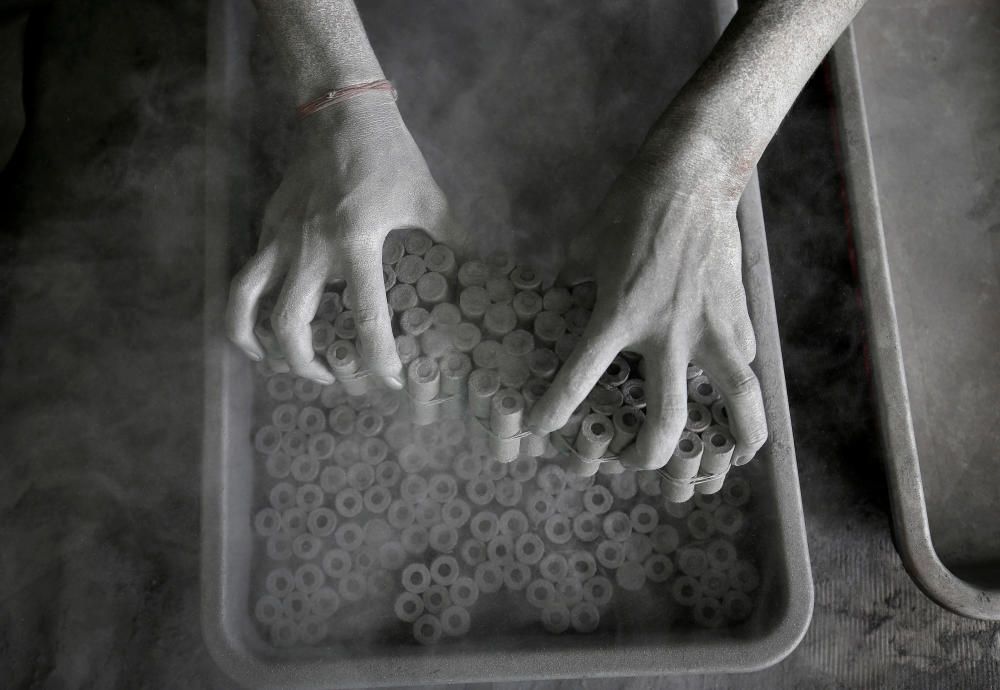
[527,129,767,473]
[226,92,466,387]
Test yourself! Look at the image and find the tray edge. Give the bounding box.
[829,25,1000,621]
[198,0,817,685]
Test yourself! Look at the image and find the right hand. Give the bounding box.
[528,127,767,473]
[225,90,466,387]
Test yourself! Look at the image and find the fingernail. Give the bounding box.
[386,375,404,390]
[735,455,751,466]
[249,351,263,362]
[316,374,335,386]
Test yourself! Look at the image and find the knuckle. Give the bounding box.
[659,397,689,417]
[300,211,328,239]
[353,306,384,327]
[725,369,760,398]
[735,323,757,362]
[744,425,769,450]
[288,362,314,379]
[292,245,331,278]
[633,409,688,470]
[361,344,398,372]
[715,310,756,363]
[336,227,380,255]
[270,309,304,339]
[653,396,689,430]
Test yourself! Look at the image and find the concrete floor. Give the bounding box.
[0,1,998,689]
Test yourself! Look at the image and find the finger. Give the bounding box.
[698,332,767,466]
[526,311,625,434]
[620,343,689,471]
[271,252,333,384]
[343,236,405,389]
[225,242,284,361]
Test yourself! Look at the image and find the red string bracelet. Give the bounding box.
[295,79,397,120]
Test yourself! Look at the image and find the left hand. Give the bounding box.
[526,128,767,474]
[225,91,466,386]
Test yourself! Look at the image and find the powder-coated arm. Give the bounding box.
[647,0,869,195]
[226,1,466,388]
[251,0,384,101]
[529,0,868,475]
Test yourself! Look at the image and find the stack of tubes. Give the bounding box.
[259,229,743,499]
[248,229,757,646]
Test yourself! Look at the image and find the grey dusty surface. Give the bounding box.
[1,1,998,689]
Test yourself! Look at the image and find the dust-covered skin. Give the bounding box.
[229,0,866,467]
[226,0,466,387]
[4,1,1000,685]
[528,128,761,474]
[225,91,465,387]
[527,0,868,470]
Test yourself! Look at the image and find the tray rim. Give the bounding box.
[829,26,1000,621]
[200,1,814,685]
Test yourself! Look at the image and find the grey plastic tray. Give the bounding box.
[201,1,813,686]
[830,26,1000,620]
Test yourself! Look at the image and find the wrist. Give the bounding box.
[292,65,386,104]
[297,78,395,119]
[631,114,747,202]
[642,82,768,199]
[299,87,400,141]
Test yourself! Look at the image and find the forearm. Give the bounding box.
[252,0,384,102]
[646,0,866,192]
